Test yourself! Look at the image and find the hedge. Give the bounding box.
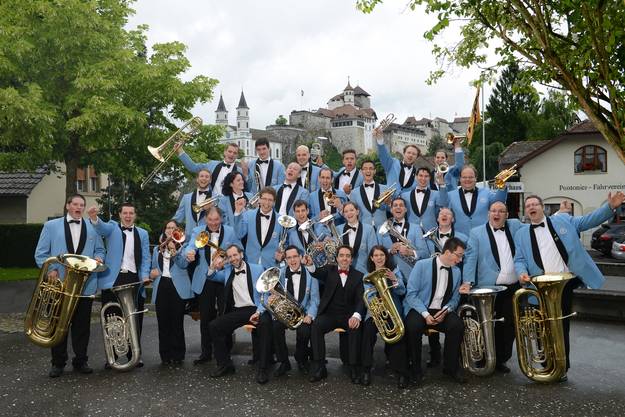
[0,224,43,267]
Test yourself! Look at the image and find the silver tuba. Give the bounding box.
[378,219,417,266]
[100,282,147,371]
[422,226,443,256]
[256,267,304,329]
[459,286,506,376]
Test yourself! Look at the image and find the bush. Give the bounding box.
[0,224,43,267]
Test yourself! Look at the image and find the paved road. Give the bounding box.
[1,315,624,417]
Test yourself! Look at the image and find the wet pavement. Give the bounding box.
[1,314,624,417]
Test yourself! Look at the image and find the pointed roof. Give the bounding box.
[353,85,370,96]
[344,79,353,91]
[237,91,249,109]
[216,94,227,112]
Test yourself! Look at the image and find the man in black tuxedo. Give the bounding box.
[307,245,365,383]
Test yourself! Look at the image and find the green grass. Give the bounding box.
[0,267,39,281]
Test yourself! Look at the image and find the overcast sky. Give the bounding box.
[127,0,487,128]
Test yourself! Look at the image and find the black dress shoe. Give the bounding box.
[161,359,172,366]
[495,363,511,374]
[210,364,235,378]
[558,375,568,383]
[74,364,93,374]
[410,372,423,386]
[256,368,269,384]
[350,367,361,384]
[297,361,310,374]
[273,361,291,377]
[397,374,409,389]
[104,362,112,370]
[49,366,64,378]
[426,356,441,368]
[361,369,371,386]
[309,366,328,382]
[247,358,258,366]
[443,368,467,384]
[193,355,211,365]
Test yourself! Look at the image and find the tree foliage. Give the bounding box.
[426,132,444,156]
[356,0,625,162]
[275,115,288,126]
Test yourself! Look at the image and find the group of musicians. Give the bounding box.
[34,131,625,388]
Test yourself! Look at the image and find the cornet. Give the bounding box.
[141,116,203,189]
[192,195,220,214]
[373,113,396,135]
[488,164,517,190]
[446,132,466,145]
[373,183,397,209]
[194,231,228,263]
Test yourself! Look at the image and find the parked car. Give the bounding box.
[611,237,625,261]
[591,222,625,256]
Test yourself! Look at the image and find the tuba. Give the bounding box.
[513,273,576,382]
[101,282,147,371]
[25,254,106,348]
[488,164,517,190]
[257,267,304,329]
[378,219,417,266]
[459,286,506,376]
[363,268,405,344]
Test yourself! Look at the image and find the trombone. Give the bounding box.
[141,116,203,189]
[488,164,517,190]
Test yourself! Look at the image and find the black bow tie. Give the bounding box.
[121,226,133,232]
[416,189,426,193]
[401,162,412,170]
[463,188,475,194]
[493,226,506,232]
[283,183,292,189]
[68,219,80,224]
[393,221,403,228]
[301,166,308,171]
[345,225,357,232]
[258,159,269,164]
[234,269,246,276]
[260,213,271,220]
[364,183,374,188]
[198,190,209,196]
[440,266,451,272]
[342,171,351,176]
[223,163,232,169]
[439,233,450,238]
[531,223,545,229]
[289,270,301,276]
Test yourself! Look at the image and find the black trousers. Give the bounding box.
[51,297,93,368]
[405,309,463,375]
[186,259,199,312]
[155,277,187,362]
[493,282,520,365]
[562,277,582,370]
[209,307,272,369]
[101,272,145,360]
[311,313,362,369]
[272,321,312,364]
[361,317,409,376]
[198,280,225,357]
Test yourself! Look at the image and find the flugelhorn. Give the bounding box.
[378,219,417,266]
[25,254,106,348]
[373,183,397,209]
[192,195,220,214]
[141,116,203,189]
[488,164,517,190]
[446,132,466,145]
[362,268,405,344]
[257,267,304,330]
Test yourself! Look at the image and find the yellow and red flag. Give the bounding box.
[466,86,481,145]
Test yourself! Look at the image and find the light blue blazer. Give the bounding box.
[246,158,286,192]
[91,218,151,290]
[419,229,468,258]
[286,221,326,255]
[260,267,320,319]
[349,182,391,230]
[218,192,251,228]
[403,257,462,316]
[183,224,241,295]
[332,167,364,191]
[178,152,242,194]
[173,191,212,238]
[513,203,615,289]
[34,217,106,296]
[377,141,417,194]
[400,186,449,231]
[430,148,465,190]
[208,262,266,313]
[150,247,193,303]
[308,188,348,220]
[447,186,508,236]
[364,267,406,320]
[234,209,285,268]
[463,219,525,286]
[378,222,430,281]
[271,183,310,217]
[336,222,379,275]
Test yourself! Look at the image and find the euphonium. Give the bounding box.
[513,273,576,383]
[101,282,147,371]
[192,195,220,214]
[25,254,106,348]
[373,183,397,209]
[459,286,506,376]
[257,267,304,329]
[277,214,297,252]
[378,219,417,266]
[363,268,405,344]
[489,164,517,190]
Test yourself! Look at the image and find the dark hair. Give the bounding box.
[259,187,277,200]
[318,167,333,178]
[391,196,406,207]
[524,195,544,206]
[416,167,431,176]
[342,201,359,212]
[66,193,86,204]
[159,219,180,244]
[118,202,135,212]
[342,149,357,158]
[222,171,245,196]
[366,245,395,273]
[293,199,309,210]
[197,168,211,176]
[284,245,302,256]
[403,144,421,156]
[435,149,448,159]
[442,237,466,254]
[360,160,375,169]
[337,245,353,257]
[255,138,270,149]
[226,243,244,254]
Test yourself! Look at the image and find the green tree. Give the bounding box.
[275,115,287,126]
[357,0,625,163]
[0,0,217,203]
[426,132,444,156]
[526,91,580,140]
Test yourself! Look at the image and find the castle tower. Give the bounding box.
[215,94,228,126]
[343,78,354,106]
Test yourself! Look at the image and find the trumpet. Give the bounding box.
[373,113,396,136]
[192,195,220,214]
[488,164,517,190]
[436,162,449,175]
[446,132,466,145]
[373,183,397,209]
[194,231,228,263]
[158,228,185,255]
[141,116,203,189]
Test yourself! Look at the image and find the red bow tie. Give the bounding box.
[338,269,349,275]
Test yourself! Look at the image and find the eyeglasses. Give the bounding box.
[452,251,465,259]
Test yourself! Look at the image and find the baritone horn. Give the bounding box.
[25,254,106,348]
[257,267,304,329]
[513,273,576,383]
[459,286,506,376]
[141,116,203,189]
[101,282,147,371]
[363,268,404,344]
[489,164,517,190]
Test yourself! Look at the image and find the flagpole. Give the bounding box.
[481,83,486,186]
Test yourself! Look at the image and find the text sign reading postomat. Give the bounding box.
[559,183,625,191]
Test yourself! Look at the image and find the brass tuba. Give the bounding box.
[257,267,304,329]
[459,286,506,376]
[362,268,405,344]
[513,273,576,382]
[378,219,417,266]
[25,254,106,348]
[101,282,147,371]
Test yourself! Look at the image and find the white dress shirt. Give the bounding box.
[299,163,310,188]
[259,210,273,244]
[120,225,137,273]
[491,225,516,284]
[256,158,270,187]
[162,252,172,278]
[65,214,82,252]
[233,262,255,308]
[532,220,569,273]
[438,228,452,249]
[288,268,302,298]
[363,181,376,208]
[278,183,295,215]
[338,169,354,192]
[413,188,426,212]
[213,161,234,196]
[402,165,414,187]
[196,189,208,205]
[346,222,359,247]
[461,188,474,209]
[426,257,450,314]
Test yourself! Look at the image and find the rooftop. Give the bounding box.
[0,168,48,197]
